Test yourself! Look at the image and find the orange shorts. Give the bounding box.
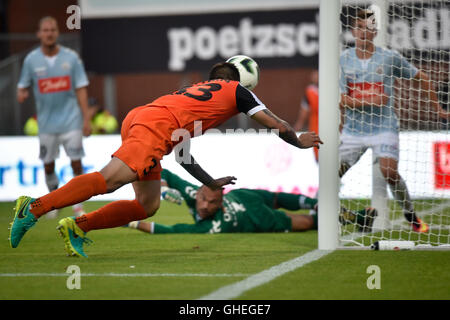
[112,106,179,181]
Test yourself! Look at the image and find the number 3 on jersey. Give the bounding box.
[174,83,222,101]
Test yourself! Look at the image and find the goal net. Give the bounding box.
[337,0,450,249]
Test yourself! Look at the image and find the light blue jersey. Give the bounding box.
[339,47,418,136]
[18,46,89,134]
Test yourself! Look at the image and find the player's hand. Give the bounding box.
[364,93,388,107]
[207,176,237,190]
[83,119,92,137]
[17,88,29,103]
[161,186,184,205]
[344,93,388,108]
[299,131,323,149]
[438,110,450,120]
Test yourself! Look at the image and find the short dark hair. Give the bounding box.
[208,62,240,81]
[352,9,375,27]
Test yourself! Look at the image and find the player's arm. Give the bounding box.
[17,57,32,103]
[178,150,236,190]
[17,88,30,103]
[161,169,198,191]
[128,221,210,234]
[153,222,211,234]
[236,84,322,149]
[339,92,388,109]
[411,71,449,120]
[160,169,198,207]
[252,109,323,149]
[72,53,92,136]
[75,86,92,137]
[389,49,448,119]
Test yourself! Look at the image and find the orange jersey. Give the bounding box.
[148,79,265,136]
[301,84,319,161]
[112,80,266,180]
[305,84,319,134]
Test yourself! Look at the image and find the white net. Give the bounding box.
[338,0,450,249]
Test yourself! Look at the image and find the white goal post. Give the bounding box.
[318,0,450,250]
[318,0,341,250]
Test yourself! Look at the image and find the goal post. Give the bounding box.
[319,0,450,250]
[318,0,341,250]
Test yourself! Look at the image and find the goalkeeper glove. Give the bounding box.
[161,186,184,205]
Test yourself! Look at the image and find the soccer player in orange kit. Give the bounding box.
[10,61,323,257]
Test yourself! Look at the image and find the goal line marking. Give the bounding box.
[198,249,332,300]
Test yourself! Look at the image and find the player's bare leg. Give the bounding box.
[43,161,59,219]
[99,157,138,192]
[132,179,161,217]
[44,161,59,191]
[379,157,428,232]
[71,159,83,176]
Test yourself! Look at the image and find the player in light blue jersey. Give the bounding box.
[17,16,91,217]
[339,9,449,233]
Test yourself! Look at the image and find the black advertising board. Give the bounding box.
[81,2,450,74]
[81,9,320,73]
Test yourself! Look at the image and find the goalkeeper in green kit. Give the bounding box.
[125,169,377,234]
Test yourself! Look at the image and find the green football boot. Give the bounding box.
[57,217,92,258]
[9,196,38,248]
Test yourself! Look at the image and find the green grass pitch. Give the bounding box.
[0,200,449,300]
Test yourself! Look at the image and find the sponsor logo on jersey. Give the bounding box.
[38,76,71,93]
[348,82,384,98]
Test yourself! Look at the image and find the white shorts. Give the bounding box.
[39,130,85,164]
[339,131,399,166]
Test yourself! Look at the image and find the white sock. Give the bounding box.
[128,221,140,229]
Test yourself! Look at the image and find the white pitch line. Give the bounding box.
[198,249,332,300]
[0,273,248,277]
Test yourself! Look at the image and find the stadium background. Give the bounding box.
[0,0,325,201]
[0,0,448,201]
[0,0,448,136]
[0,0,320,136]
[0,0,449,302]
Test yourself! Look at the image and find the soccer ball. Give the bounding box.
[226,55,260,90]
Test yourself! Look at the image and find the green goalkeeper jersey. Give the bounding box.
[153,169,292,234]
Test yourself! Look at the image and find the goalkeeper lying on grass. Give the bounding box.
[125,169,377,234]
